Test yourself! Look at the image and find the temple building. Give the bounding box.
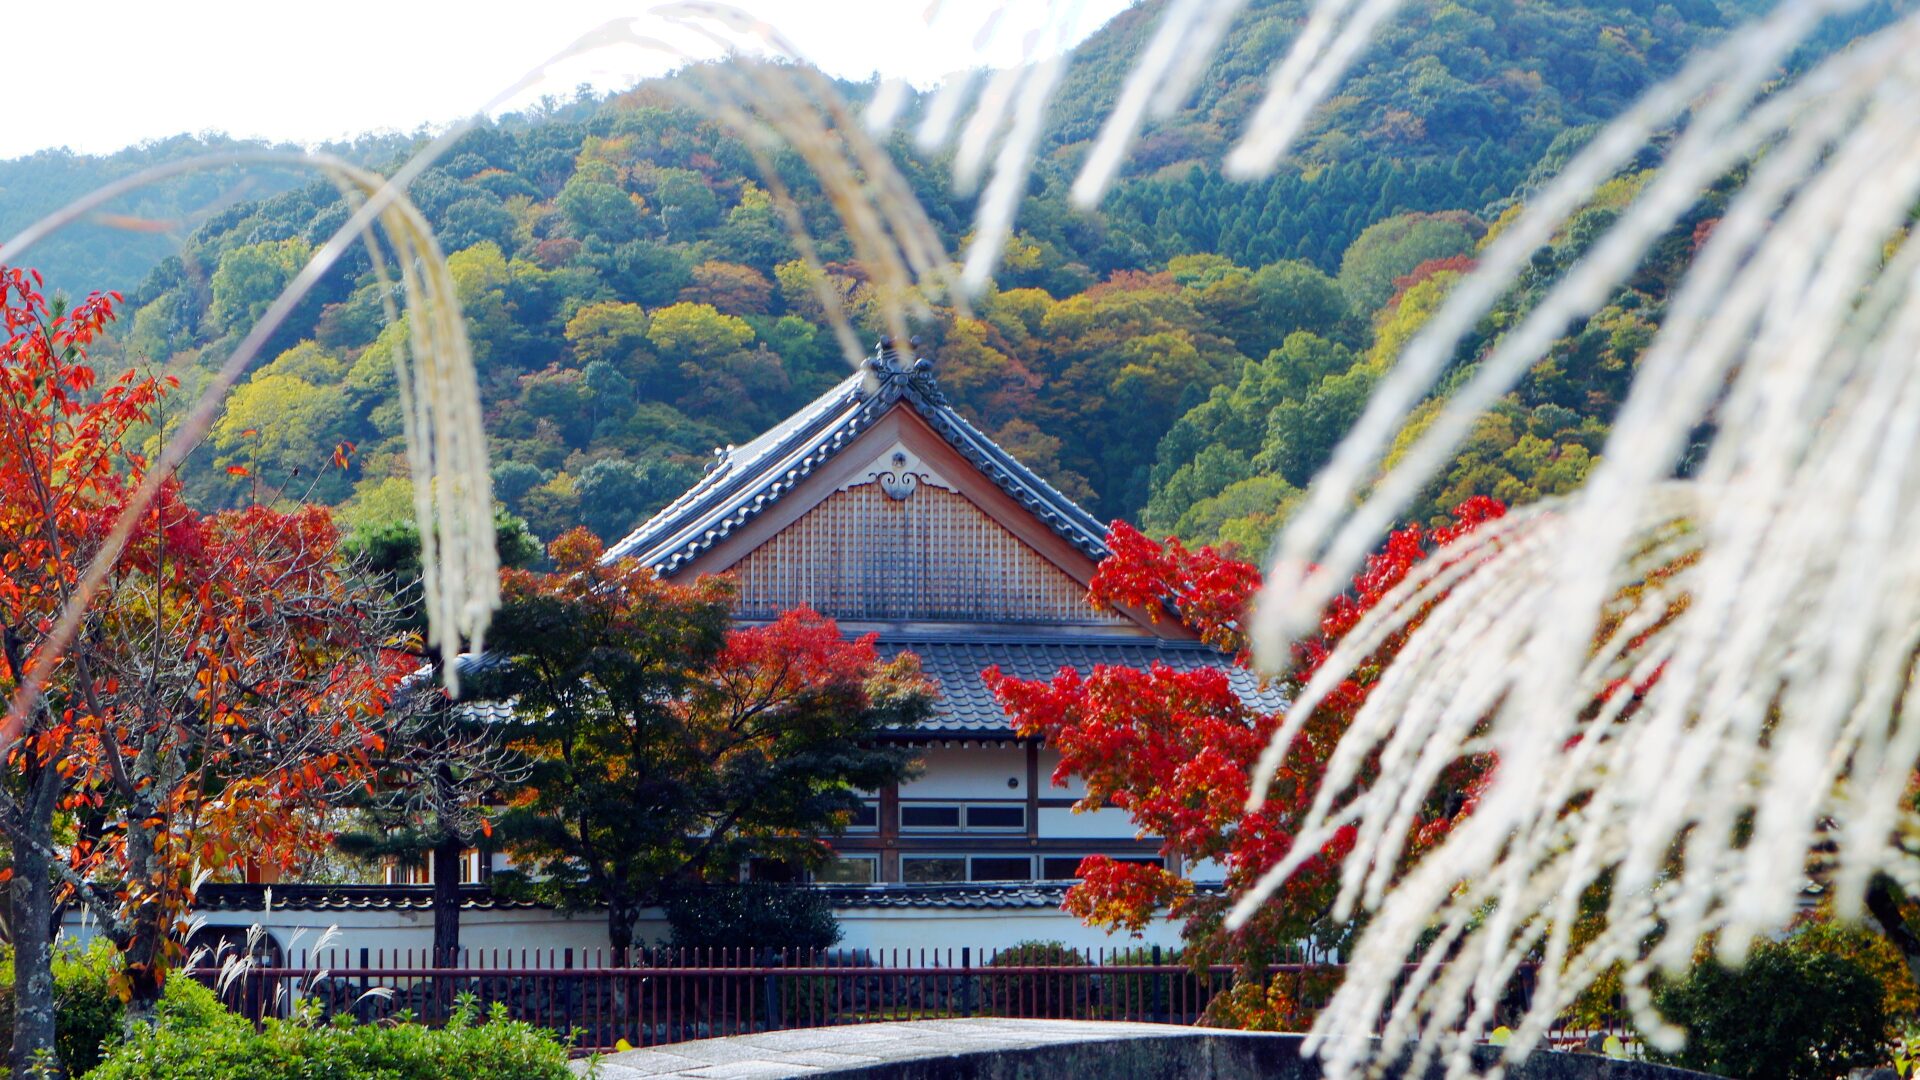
[601,344,1281,905]
[156,345,1276,953]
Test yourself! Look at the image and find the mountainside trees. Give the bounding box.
[25,0,1769,548]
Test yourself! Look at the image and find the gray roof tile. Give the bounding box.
[453,637,1287,735]
[877,635,1288,737]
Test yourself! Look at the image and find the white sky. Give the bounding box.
[5,0,1136,160]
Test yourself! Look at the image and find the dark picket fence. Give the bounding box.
[186,946,1632,1054]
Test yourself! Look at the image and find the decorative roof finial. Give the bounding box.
[862,337,946,405]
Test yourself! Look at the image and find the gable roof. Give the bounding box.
[606,344,1111,576]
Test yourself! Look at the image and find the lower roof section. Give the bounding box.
[877,634,1288,738]
[446,633,1284,739]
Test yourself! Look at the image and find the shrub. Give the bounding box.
[981,941,1092,1018]
[88,994,573,1080]
[0,939,216,1077]
[1652,934,1891,1080]
[1094,946,1221,1021]
[1790,915,1920,1019]
[1200,966,1342,1032]
[662,885,842,954]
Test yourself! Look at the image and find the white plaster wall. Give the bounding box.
[1185,858,1227,884]
[1036,806,1139,840]
[62,907,630,960]
[63,905,1184,960]
[833,907,1182,955]
[1036,748,1086,798]
[900,746,1028,800]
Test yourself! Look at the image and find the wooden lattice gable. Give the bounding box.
[606,344,1167,633]
[717,428,1132,625]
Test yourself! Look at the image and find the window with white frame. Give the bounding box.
[385,858,428,886]
[901,855,965,883]
[384,850,483,885]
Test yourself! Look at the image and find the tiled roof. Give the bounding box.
[606,343,1111,575]
[196,882,1072,913]
[451,636,1285,735]
[879,635,1288,737]
[813,883,1072,910]
[196,883,545,913]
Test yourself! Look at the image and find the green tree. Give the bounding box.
[556,175,644,244]
[212,342,353,497]
[1249,260,1361,351]
[1336,211,1482,313]
[574,456,699,542]
[565,301,653,373]
[1257,362,1381,488]
[336,512,542,963]
[479,529,933,951]
[1654,935,1890,1080]
[208,237,311,336]
[1147,332,1356,531]
[647,301,755,361]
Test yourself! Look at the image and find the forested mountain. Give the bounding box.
[43,0,1885,553]
[0,132,420,298]
[1038,0,1764,270]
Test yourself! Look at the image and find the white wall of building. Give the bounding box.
[1036,806,1138,839]
[1036,747,1086,799]
[1186,858,1227,884]
[834,907,1183,955]
[65,904,1185,961]
[901,746,1027,799]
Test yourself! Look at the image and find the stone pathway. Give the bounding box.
[574,1018,1221,1078]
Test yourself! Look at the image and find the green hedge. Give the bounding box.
[981,941,1092,1017]
[89,994,573,1080]
[662,884,841,953]
[0,940,221,1078]
[1653,934,1890,1080]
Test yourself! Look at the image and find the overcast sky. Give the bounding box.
[5,0,1135,160]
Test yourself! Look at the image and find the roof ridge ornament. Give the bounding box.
[863,337,948,406]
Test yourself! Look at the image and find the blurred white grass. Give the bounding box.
[14,3,1920,1073]
[725,0,1920,1073]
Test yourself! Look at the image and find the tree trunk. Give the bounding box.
[430,835,464,1019]
[1865,873,1920,1004]
[431,836,463,965]
[118,818,165,1033]
[608,900,636,955]
[10,822,61,1080]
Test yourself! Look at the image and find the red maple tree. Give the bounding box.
[0,267,403,1061]
[986,497,1504,1027]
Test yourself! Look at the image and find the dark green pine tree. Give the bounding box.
[335,511,543,963]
